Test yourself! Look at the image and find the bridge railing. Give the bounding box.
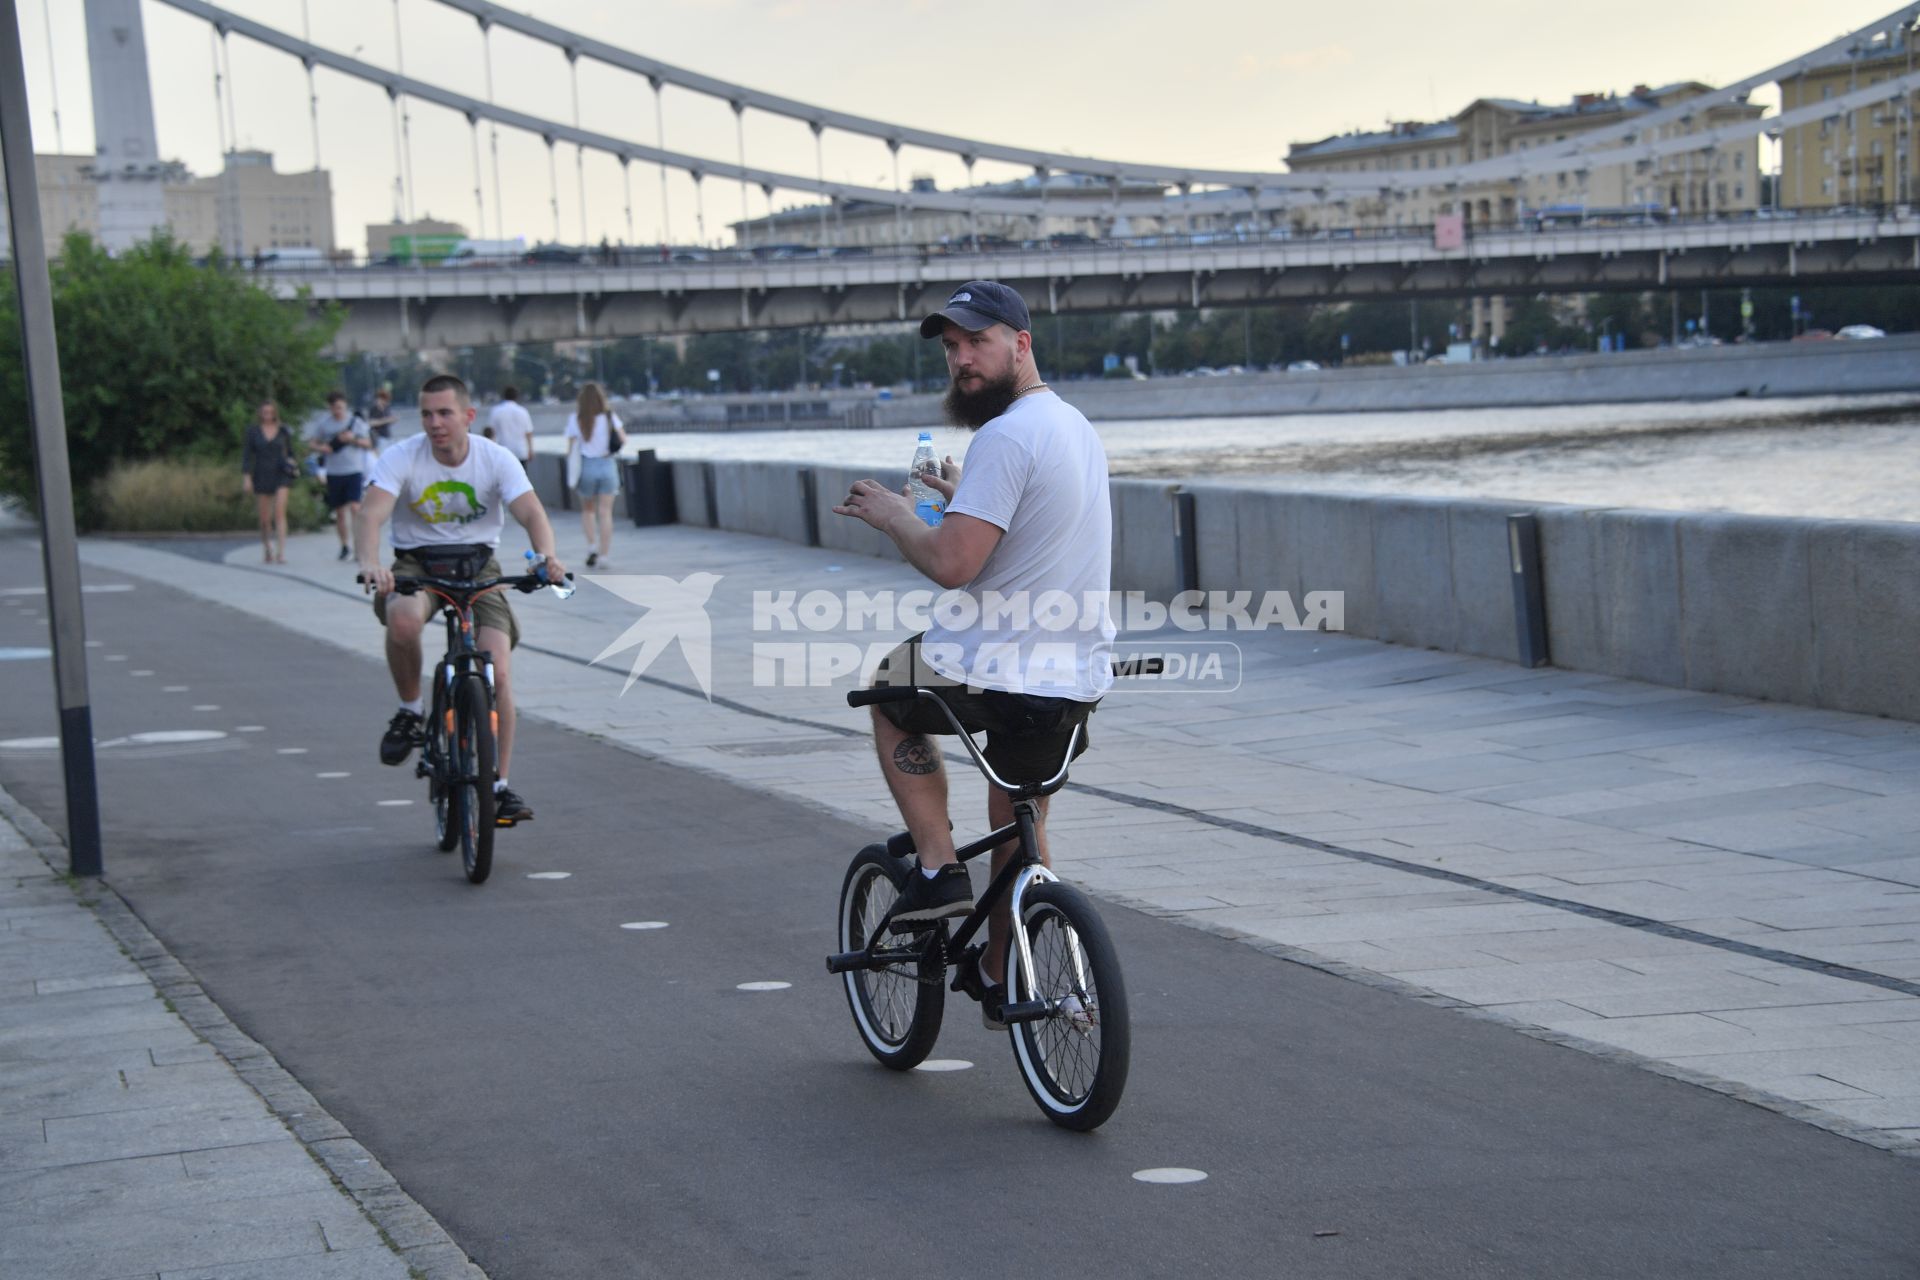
[227,205,1910,278]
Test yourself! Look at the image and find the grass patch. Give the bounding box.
[94,459,326,533]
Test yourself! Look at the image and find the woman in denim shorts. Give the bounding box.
[564,382,623,568]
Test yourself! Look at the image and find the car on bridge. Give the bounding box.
[1836,324,1887,340]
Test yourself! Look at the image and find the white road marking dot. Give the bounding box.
[316,771,350,779]
[276,747,308,755]
[0,737,61,750]
[526,871,572,880]
[376,799,413,807]
[620,921,669,930]
[192,704,220,712]
[914,1060,974,1073]
[130,670,153,677]
[235,725,266,733]
[0,647,51,661]
[126,730,227,745]
[104,654,127,662]
[84,639,102,646]
[736,981,791,992]
[161,686,188,693]
[1132,1168,1208,1185]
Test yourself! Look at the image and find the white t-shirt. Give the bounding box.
[563,411,622,459]
[367,433,533,550]
[924,390,1115,701]
[486,400,534,460]
[306,413,370,476]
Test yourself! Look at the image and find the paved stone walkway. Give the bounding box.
[52,518,1916,1158]
[0,795,478,1279]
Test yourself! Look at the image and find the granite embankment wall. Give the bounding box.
[523,335,1920,434]
[629,459,1920,722]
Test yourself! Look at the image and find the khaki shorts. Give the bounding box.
[870,635,1095,784]
[372,550,521,649]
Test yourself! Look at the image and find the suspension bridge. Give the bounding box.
[42,2,1920,349]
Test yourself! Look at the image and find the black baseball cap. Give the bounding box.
[919,280,1032,339]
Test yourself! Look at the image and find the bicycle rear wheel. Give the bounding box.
[837,845,944,1070]
[453,675,497,884]
[1005,881,1130,1131]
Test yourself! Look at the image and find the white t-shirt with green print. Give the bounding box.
[367,433,533,550]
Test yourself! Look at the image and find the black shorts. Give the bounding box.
[870,635,1096,784]
[324,472,365,510]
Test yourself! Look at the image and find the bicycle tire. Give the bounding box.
[1004,881,1130,1131]
[453,674,497,884]
[837,845,944,1070]
[429,689,460,853]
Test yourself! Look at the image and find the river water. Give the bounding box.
[545,391,1920,524]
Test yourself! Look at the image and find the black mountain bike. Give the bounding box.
[363,568,567,884]
[828,670,1152,1131]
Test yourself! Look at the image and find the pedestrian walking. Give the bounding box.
[563,381,623,568]
[363,386,398,449]
[308,390,374,561]
[241,399,295,564]
[484,385,536,467]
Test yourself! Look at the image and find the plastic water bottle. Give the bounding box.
[908,431,944,526]
[526,549,576,600]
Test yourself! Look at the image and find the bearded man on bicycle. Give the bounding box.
[356,373,567,826]
[834,280,1115,1019]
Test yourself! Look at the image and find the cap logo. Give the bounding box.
[951,291,972,302]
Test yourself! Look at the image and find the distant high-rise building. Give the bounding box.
[84,0,168,252]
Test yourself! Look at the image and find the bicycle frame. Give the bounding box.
[825,689,1089,1024]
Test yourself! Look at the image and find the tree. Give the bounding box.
[0,232,341,524]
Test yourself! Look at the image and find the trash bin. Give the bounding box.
[622,449,679,526]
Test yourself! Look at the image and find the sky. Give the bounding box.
[13,0,1902,256]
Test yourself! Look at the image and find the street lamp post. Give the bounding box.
[0,0,104,876]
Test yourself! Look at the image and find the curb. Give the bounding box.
[0,784,492,1280]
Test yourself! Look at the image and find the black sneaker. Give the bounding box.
[494,787,533,826]
[379,709,423,766]
[337,544,352,561]
[585,551,598,568]
[891,863,973,924]
[951,943,1009,1031]
[979,982,1009,1033]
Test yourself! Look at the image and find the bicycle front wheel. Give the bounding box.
[1004,881,1130,1131]
[429,692,460,853]
[837,845,944,1070]
[453,675,497,884]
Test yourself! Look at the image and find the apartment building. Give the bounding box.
[1778,25,1917,208]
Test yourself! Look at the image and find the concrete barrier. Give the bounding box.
[670,460,713,528]
[670,457,1920,721]
[1811,521,1920,722]
[1537,507,1687,689]
[1109,480,1183,599]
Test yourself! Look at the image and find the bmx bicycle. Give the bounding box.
[828,671,1151,1131]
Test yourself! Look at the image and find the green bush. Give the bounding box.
[93,459,326,534]
[0,232,341,527]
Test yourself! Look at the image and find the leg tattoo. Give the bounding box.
[892,736,941,776]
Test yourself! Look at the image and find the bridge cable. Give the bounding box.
[390,0,415,223]
[39,0,62,152]
[569,49,588,246]
[733,102,751,251]
[467,113,486,241]
[545,135,561,242]
[155,0,1920,224]
[651,77,671,246]
[422,0,1920,194]
[812,123,826,248]
[480,18,504,240]
[620,156,634,246]
[299,1,325,252]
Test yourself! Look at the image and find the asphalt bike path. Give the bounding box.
[0,541,1915,1278]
